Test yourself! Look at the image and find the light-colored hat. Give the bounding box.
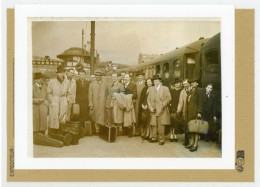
[94,69,103,76]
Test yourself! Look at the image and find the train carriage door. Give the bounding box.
[163,63,170,79]
[156,64,161,77]
[185,54,196,80]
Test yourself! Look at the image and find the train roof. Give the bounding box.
[118,37,209,73]
[202,33,220,53]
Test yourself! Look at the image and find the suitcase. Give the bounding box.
[99,125,116,143]
[60,121,81,145]
[188,119,209,134]
[79,126,86,138]
[84,121,95,136]
[48,132,72,146]
[70,103,80,121]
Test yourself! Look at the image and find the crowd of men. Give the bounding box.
[33,65,219,152]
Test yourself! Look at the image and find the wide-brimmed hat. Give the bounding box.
[94,69,103,76]
[34,72,42,80]
[56,65,65,73]
[152,74,162,81]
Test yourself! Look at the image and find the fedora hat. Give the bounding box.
[34,72,42,80]
[56,65,65,73]
[94,69,103,76]
[152,74,162,81]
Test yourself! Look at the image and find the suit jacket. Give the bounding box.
[147,85,171,125]
[135,81,146,124]
[200,89,217,121]
[125,82,137,100]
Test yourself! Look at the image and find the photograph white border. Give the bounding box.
[15,4,235,169]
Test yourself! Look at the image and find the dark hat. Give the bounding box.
[94,69,103,76]
[172,78,182,85]
[34,72,42,80]
[152,74,162,81]
[190,79,199,84]
[56,65,65,73]
[136,71,145,76]
[78,68,86,74]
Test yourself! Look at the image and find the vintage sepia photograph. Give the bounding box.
[31,20,222,158]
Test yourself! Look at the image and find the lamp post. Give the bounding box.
[90,21,95,75]
[81,29,84,64]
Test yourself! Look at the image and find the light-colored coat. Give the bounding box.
[177,88,189,122]
[135,81,145,124]
[47,78,71,129]
[147,85,171,126]
[67,78,76,121]
[89,79,108,125]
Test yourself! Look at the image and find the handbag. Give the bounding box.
[188,118,209,134]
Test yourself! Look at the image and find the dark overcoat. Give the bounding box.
[199,89,217,121]
[76,79,90,121]
[186,87,202,122]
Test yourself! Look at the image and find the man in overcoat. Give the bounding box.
[89,69,108,135]
[33,72,48,134]
[147,75,171,145]
[47,65,71,134]
[134,72,146,136]
[76,69,90,122]
[177,79,191,146]
[199,83,218,141]
[66,69,77,121]
[106,73,124,127]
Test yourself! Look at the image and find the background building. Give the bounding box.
[138,53,160,64]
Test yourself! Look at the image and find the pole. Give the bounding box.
[81,29,84,64]
[90,21,95,75]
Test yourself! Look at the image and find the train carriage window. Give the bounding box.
[174,59,181,67]
[205,50,219,74]
[186,54,196,80]
[163,63,169,78]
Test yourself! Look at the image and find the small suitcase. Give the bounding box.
[70,103,80,121]
[99,125,116,143]
[60,121,81,145]
[84,121,95,136]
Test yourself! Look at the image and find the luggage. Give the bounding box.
[85,121,95,136]
[188,118,209,134]
[33,133,64,147]
[70,103,80,121]
[79,125,86,138]
[99,125,117,143]
[59,121,81,145]
[48,132,72,146]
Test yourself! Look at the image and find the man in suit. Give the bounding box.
[123,73,137,137]
[134,72,146,136]
[76,69,90,122]
[147,75,171,145]
[89,69,108,135]
[200,83,217,141]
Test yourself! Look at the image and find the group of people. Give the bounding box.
[33,65,219,152]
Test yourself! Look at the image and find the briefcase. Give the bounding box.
[99,125,116,143]
[84,121,95,136]
[70,103,80,121]
[188,118,209,134]
[60,121,81,145]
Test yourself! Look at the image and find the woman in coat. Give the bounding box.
[139,78,153,141]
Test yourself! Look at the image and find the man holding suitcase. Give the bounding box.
[89,69,108,135]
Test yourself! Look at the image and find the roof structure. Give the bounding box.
[57,47,90,59]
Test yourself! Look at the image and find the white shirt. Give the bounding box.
[138,80,144,86]
[125,81,130,88]
[155,85,161,92]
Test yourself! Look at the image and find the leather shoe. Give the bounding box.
[159,142,165,145]
[189,146,198,152]
[170,139,174,142]
[185,144,193,149]
[174,138,178,142]
[183,142,188,146]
